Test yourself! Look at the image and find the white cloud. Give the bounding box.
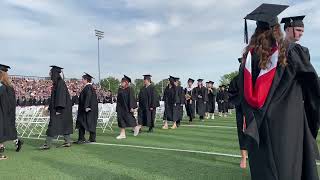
[0,0,319,84]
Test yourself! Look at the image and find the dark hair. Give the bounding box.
[243,23,287,69]
[50,70,62,85]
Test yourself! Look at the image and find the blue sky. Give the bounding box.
[0,0,319,85]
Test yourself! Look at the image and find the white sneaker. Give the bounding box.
[116,135,126,140]
[133,127,140,137]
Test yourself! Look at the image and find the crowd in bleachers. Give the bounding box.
[11,76,116,106]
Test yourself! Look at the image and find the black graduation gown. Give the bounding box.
[221,91,229,113]
[195,86,208,117]
[138,85,159,127]
[116,87,137,128]
[0,84,17,143]
[162,85,180,121]
[207,88,217,113]
[46,79,73,137]
[238,44,320,180]
[76,84,98,133]
[184,87,196,119]
[175,86,185,122]
[229,75,247,150]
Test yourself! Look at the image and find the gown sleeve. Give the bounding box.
[54,80,67,109]
[84,86,93,109]
[289,44,320,138]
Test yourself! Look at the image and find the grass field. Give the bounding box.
[0,114,319,180]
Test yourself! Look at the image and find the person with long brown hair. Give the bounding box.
[234,3,320,180]
[0,64,23,160]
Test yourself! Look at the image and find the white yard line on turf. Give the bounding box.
[22,137,320,166]
[180,125,237,129]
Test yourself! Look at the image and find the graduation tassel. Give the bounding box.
[244,19,248,44]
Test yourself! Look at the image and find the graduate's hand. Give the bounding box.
[190,100,192,104]
[130,108,134,113]
[56,112,61,115]
[174,103,177,106]
[85,108,91,112]
[150,108,154,111]
[204,102,207,104]
[198,95,202,98]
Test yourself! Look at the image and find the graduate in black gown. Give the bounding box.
[162,76,180,129]
[138,75,159,133]
[75,73,98,144]
[216,86,223,116]
[116,75,140,139]
[233,4,320,180]
[0,64,23,160]
[206,81,217,120]
[229,57,248,169]
[174,77,185,128]
[184,78,196,123]
[220,85,229,117]
[40,66,73,150]
[71,91,79,106]
[194,79,208,121]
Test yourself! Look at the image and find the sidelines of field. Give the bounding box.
[21,137,320,166]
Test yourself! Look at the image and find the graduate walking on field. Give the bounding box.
[232,3,320,179]
[116,75,140,139]
[138,75,159,133]
[75,73,99,144]
[40,66,73,150]
[174,77,185,127]
[206,81,217,120]
[0,64,23,160]
[184,78,196,123]
[194,79,208,121]
[229,57,248,169]
[162,76,180,129]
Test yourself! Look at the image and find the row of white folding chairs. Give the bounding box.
[16,106,49,138]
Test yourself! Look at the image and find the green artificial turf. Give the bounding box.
[0,114,319,180]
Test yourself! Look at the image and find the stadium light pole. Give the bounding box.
[95,29,104,86]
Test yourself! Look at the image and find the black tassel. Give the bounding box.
[244,19,248,44]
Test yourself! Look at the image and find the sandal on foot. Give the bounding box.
[0,154,7,160]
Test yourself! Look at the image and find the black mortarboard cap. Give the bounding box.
[169,76,175,81]
[197,79,204,82]
[281,15,305,30]
[83,72,94,81]
[188,78,195,83]
[50,65,64,73]
[122,75,131,83]
[0,64,10,72]
[174,77,180,81]
[208,81,214,84]
[244,3,289,44]
[238,57,243,63]
[143,74,152,80]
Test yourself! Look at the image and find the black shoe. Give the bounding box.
[73,140,86,145]
[0,147,5,153]
[16,139,24,152]
[87,140,96,144]
[148,128,154,133]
